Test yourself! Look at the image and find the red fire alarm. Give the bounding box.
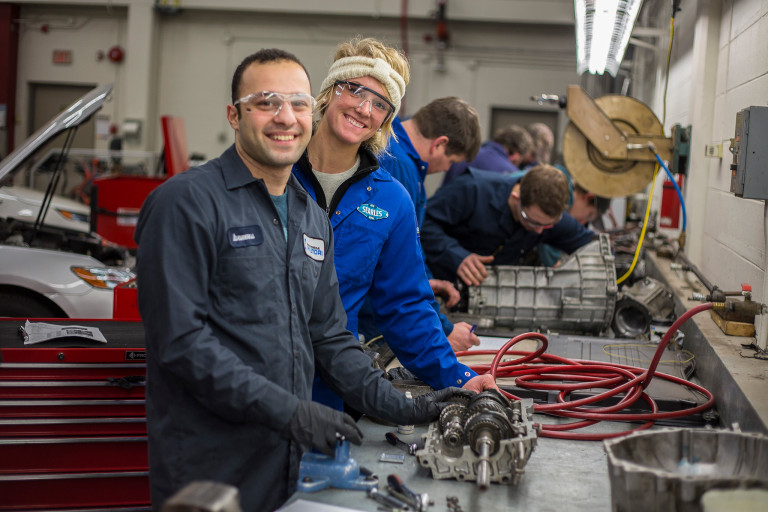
[107,45,124,63]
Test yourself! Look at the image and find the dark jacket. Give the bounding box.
[136,145,414,511]
[442,140,520,185]
[422,168,594,281]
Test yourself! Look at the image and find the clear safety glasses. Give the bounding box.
[334,81,395,121]
[520,206,562,229]
[234,91,317,117]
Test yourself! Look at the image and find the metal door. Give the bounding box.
[27,82,97,195]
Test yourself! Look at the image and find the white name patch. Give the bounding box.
[303,234,325,261]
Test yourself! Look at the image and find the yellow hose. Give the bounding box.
[616,163,660,285]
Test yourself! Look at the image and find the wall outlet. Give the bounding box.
[704,142,722,158]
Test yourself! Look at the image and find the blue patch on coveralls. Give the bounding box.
[357,203,389,221]
[303,234,325,261]
[228,225,264,247]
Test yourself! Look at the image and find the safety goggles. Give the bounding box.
[234,91,317,117]
[520,206,562,229]
[334,81,395,121]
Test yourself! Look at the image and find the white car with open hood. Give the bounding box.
[0,84,135,318]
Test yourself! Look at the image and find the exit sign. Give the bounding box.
[52,50,72,65]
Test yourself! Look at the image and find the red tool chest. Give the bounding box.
[0,319,150,511]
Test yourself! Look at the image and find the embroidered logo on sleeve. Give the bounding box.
[228,225,264,247]
[357,203,389,221]
[303,234,325,261]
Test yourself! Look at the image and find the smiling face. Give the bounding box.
[227,60,312,175]
[321,75,391,147]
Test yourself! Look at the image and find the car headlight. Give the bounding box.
[70,266,135,289]
[56,208,90,224]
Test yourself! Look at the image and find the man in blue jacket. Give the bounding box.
[422,165,595,286]
[136,49,463,512]
[363,97,482,351]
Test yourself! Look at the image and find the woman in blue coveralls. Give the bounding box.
[292,37,495,409]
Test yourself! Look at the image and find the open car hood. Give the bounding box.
[0,83,113,186]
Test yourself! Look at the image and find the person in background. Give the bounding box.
[441,124,533,185]
[422,165,594,286]
[359,96,482,351]
[135,48,466,512]
[523,122,555,167]
[292,36,497,410]
[108,123,123,173]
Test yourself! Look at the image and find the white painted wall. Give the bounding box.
[152,9,577,160]
[15,6,128,149]
[13,1,577,158]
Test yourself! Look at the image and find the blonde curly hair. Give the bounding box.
[315,36,410,155]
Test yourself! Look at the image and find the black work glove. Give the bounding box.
[407,387,475,424]
[386,366,420,382]
[282,400,363,456]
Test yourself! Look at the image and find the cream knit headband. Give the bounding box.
[320,56,406,117]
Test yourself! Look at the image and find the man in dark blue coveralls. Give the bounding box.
[421,165,595,286]
[135,49,464,512]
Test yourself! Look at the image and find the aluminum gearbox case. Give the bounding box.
[604,427,768,512]
[452,233,617,335]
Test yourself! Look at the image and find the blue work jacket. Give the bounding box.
[292,149,475,401]
[372,117,453,335]
[379,117,428,227]
[422,168,595,282]
[442,140,519,185]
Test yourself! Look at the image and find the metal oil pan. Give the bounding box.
[604,428,768,512]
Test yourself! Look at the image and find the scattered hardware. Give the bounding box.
[385,431,418,455]
[446,495,463,512]
[379,452,406,464]
[368,486,411,511]
[398,391,416,434]
[386,474,430,512]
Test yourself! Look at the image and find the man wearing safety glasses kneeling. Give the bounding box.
[421,165,595,286]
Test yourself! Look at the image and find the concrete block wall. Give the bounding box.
[634,0,768,349]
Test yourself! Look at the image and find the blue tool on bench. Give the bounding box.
[297,438,377,492]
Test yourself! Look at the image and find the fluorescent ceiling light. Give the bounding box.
[575,0,644,76]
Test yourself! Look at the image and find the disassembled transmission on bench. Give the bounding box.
[416,390,539,489]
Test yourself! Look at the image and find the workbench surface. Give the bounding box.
[281,332,705,512]
[284,414,628,512]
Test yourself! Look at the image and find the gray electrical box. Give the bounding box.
[730,106,768,200]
